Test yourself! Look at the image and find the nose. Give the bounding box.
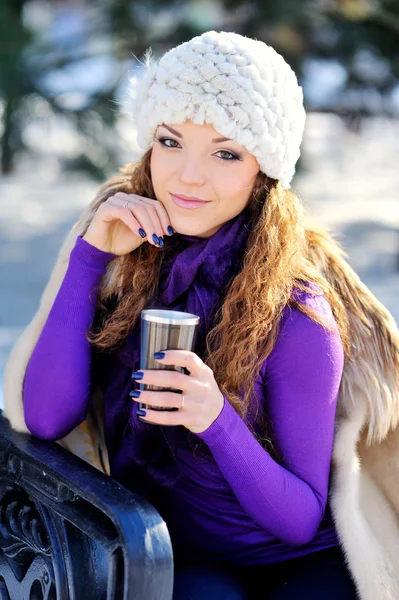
[178,156,206,186]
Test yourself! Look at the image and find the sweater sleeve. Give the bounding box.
[23,236,116,440]
[196,295,344,546]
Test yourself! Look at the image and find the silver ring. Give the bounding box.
[180,394,185,410]
[124,198,140,208]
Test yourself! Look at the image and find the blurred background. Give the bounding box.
[1,0,399,407]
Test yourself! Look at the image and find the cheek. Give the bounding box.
[150,149,160,183]
[150,148,172,189]
[216,171,253,202]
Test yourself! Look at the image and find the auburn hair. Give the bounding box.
[85,150,351,452]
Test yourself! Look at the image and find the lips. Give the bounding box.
[172,193,209,202]
[170,193,211,209]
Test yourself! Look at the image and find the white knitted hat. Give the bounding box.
[127,30,306,188]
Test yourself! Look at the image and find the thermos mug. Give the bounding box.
[137,309,200,423]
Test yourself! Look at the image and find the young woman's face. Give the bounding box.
[150,120,260,238]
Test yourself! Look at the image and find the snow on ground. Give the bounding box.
[1,113,399,408]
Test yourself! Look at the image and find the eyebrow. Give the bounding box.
[160,124,232,144]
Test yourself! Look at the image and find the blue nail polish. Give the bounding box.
[131,371,144,380]
[153,352,165,359]
[152,233,160,244]
[137,409,147,417]
[138,228,146,238]
[167,226,174,235]
[129,390,141,398]
[158,236,164,248]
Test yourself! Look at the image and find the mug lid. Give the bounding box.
[141,309,200,325]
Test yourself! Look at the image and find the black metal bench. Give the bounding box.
[0,411,173,599]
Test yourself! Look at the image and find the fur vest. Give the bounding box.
[3,169,399,599]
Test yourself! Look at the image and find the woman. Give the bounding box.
[4,31,399,599]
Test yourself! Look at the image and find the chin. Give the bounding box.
[175,223,216,238]
[176,226,207,237]
[169,216,213,237]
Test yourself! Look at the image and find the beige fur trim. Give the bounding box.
[331,401,399,599]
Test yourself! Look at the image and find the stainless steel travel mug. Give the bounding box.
[137,309,200,423]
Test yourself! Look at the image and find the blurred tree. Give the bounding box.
[220,0,399,123]
[0,0,32,174]
[0,0,122,178]
[322,0,399,121]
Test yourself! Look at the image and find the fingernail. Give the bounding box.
[138,228,146,238]
[153,352,165,359]
[129,390,141,398]
[137,409,147,417]
[167,226,174,235]
[131,371,144,380]
[152,233,160,245]
[158,236,164,248]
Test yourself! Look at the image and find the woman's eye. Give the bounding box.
[156,137,238,161]
[158,137,180,148]
[215,150,238,161]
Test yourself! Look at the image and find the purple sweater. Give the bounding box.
[23,236,344,565]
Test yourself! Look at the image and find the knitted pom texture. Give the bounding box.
[127,30,306,187]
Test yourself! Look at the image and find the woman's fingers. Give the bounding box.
[117,193,173,240]
[152,199,175,237]
[134,202,164,243]
[84,190,173,255]
[108,195,162,246]
[98,201,144,239]
[130,390,183,409]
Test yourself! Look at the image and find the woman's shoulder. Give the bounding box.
[272,282,341,354]
[289,281,335,324]
[264,283,344,376]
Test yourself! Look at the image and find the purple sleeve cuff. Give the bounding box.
[196,395,237,446]
[74,235,117,268]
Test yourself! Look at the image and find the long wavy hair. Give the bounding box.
[86,149,351,451]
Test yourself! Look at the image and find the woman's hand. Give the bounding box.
[83,192,174,255]
[130,350,225,434]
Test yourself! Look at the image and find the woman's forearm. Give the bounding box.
[197,397,326,546]
[23,236,116,440]
[197,301,344,546]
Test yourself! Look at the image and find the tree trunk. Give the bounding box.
[1,97,14,175]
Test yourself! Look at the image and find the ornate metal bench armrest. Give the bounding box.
[0,411,173,599]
